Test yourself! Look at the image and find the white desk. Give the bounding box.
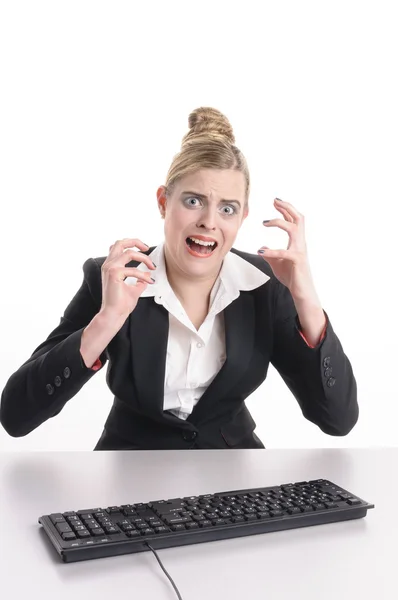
[0,448,394,599]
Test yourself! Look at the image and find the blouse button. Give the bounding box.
[196,342,204,348]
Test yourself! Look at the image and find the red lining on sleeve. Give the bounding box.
[298,319,327,349]
[90,358,102,371]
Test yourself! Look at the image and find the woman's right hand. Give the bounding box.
[100,238,156,321]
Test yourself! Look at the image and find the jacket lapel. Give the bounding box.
[129,297,170,422]
[187,292,255,426]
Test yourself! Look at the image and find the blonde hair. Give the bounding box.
[165,107,250,206]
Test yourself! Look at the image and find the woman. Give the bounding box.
[0,107,358,450]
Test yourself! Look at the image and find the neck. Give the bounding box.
[164,245,221,306]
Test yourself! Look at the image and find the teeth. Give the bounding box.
[189,237,216,247]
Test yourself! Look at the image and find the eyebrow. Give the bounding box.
[181,191,242,207]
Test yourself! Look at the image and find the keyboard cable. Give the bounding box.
[145,541,183,600]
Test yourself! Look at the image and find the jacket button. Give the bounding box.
[323,357,331,368]
[182,430,197,441]
[63,367,71,379]
[54,376,62,387]
[46,384,55,395]
[324,367,333,378]
[326,377,336,388]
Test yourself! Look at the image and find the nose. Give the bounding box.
[196,205,217,230]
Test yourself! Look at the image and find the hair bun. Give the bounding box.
[183,107,235,145]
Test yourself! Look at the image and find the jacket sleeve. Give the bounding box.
[270,279,359,436]
[0,258,108,437]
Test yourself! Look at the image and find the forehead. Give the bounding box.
[174,169,246,199]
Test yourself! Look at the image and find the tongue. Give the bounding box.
[191,241,213,254]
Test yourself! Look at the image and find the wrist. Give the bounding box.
[97,308,129,330]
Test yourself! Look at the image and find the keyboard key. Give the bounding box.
[126,530,140,538]
[287,508,301,515]
[140,528,155,536]
[198,520,212,528]
[164,516,191,525]
[105,526,120,534]
[50,514,66,524]
[244,514,257,521]
[347,499,362,505]
[212,519,226,526]
[56,523,73,533]
[92,528,105,536]
[171,524,186,532]
[77,530,91,538]
[205,513,218,520]
[62,532,76,540]
[231,516,245,523]
[154,526,170,533]
[185,522,199,529]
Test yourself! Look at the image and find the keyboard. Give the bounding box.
[38,478,374,563]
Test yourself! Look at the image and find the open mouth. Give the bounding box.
[185,236,218,257]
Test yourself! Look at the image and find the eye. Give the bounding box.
[184,196,202,207]
[221,205,236,215]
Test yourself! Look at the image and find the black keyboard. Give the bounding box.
[38,478,374,563]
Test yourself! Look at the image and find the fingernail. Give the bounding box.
[275,198,283,202]
[152,262,157,268]
[263,220,270,224]
[258,250,265,254]
[151,277,155,282]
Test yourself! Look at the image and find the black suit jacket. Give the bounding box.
[0,247,358,450]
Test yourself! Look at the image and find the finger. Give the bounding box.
[274,198,302,223]
[258,245,283,263]
[263,218,294,234]
[108,248,156,271]
[108,239,149,261]
[273,202,294,223]
[257,247,290,260]
[109,266,155,285]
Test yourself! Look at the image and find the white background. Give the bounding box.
[0,1,396,451]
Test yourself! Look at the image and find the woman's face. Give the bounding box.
[156,168,248,279]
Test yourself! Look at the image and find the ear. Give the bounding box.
[156,185,167,218]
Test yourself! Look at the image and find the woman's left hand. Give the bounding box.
[257,198,317,301]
